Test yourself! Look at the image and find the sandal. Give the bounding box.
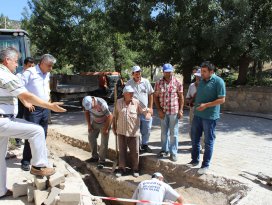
[0,189,13,198]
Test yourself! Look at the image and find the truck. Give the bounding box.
[0,29,31,66]
[0,29,122,104]
[50,71,121,104]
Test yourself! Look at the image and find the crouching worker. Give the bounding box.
[132,172,184,205]
[112,85,151,177]
[82,96,113,169]
[0,47,66,198]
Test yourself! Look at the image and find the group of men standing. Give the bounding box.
[82,61,226,177]
[0,47,65,198]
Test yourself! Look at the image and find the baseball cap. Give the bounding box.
[194,69,201,77]
[132,65,141,73]
[152,172,164,179]
[163,63,173,72]
[123,85,135,94]
[82,96,93,110]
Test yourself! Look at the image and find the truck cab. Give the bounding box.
[0,29,31,68]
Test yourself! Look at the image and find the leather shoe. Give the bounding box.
[30,166,55,176]
[21,163,30,171]
[0,189,13,198]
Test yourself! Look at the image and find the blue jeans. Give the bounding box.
[160,114,179,155]
[191,115,217,168]
[140,114,152,146]
[22,106,49,164]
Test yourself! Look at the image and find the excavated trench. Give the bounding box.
[47,129,251,205]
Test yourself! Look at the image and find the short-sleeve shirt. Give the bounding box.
[132,178,180,205]
[126,78,154,107]
[194,74,226,120]
[0,64,27,115]
[20,65,50,102]
[186,82,197,99]
[115,98,145,137]
[89,97,111,124]
[154,76,183,115]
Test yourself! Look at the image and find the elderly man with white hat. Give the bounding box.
[132,172,184,205]
[82,95,113,169]
[112,85,151,177]
[126,65,154,153]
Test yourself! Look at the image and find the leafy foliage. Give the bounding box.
[20,0,272,85]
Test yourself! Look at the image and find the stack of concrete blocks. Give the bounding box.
[12,162,94,205]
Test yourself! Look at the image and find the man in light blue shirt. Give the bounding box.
[19,54,56,171]
[189,61,226,175]
[126,65,154,153]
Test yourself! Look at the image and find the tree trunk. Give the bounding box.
[151,65,154,81]
[182,62,195,84]
[236,54,251,85]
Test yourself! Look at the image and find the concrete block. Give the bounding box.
[58,182,65,190]
[44,187,61,205]
[27,185,35,202]
[57,202,79,205]
[59,190,81,203]
[34,176,47,190]
[59,183,81,203]
[34,190,49,205]
[12,181,30,198]
[81,194,93,205]
[49,172,65,187]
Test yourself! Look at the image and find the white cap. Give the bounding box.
[132,65,141,73]
[194,68,201,77]
[152,172,164,179]
[82,96,92,110]
[123,85,135,94]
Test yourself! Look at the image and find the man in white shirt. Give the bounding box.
[15,57,35,147]
[132,172,184,205]
[186,68,204,154]
[19,54,56,171]
[0,47,65,198]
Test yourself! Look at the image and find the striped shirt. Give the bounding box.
[115,98,145,137]
[154,76,183,115]
[89,97,111,124]
[0,64,27,115]
[20,65,50,102]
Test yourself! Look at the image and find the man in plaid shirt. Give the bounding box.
[154,64,184,162]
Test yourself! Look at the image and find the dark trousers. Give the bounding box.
[15,100,25,143]
[21,106,49,164]
[118,135,139,171]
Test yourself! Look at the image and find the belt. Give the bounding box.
[0,114,14,118]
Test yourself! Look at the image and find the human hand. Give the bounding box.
[49,102,66,112]
[196,103,207,111]
[178,111,183,119]
[158,110,165,119]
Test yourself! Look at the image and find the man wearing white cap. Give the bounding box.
[112,85,151,177]
[132,172,184,205]
[186,68,205,153]
[154,63,184,162]
[126,65,154,153]
[82,96,113,169]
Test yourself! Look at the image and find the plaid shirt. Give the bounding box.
[154,76,183,115]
